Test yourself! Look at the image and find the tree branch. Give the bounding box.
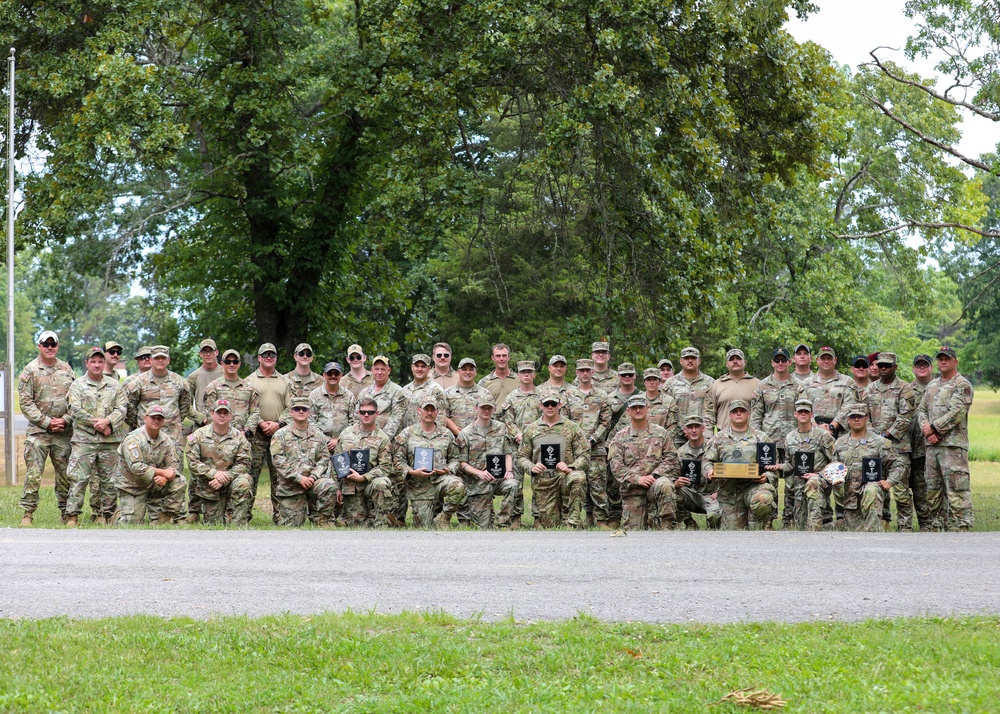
[834,157,873,223]
[833,221,1000,240]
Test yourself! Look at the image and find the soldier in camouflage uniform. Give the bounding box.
[869,352,916,530]
[444,358,491,436]
[498,360,542,528]
[359,355,407,439]
[246,343,292,524]
[589,341,618,391]
[779,399,836,530]
[393,398,466,529]
[401,354,448,431]
[704,400,778,530]
[203,350,261,434]
[185,339,224,522]
[538,354,573,403]
[115,406,186,524]
[18,331,75,525]
[658,358,674,385]
[566,359,614,527]
[832,404,903,532]
[664,346,715,444]
[917,347,974,531]
[187,399,254,525]
[334,397,396,527]
[642,368,680,442]
[309,361,357,453]
[270,396,336,527]
[751,348,798,528]
[120,346,153,425]
[343,344,374,397]
[791,343,814,384]
[455,393,519,528]
[672,416,722,529]
[65,347,127,526]
[608,395,679,530]
[909,354,935,530]
[431,342,459,389]
[285,343,323,399]
[517,394,589,528]
[796,346,861,437]
[478,343,519,405]
[603,364,641,525]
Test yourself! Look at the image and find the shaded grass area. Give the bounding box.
[0,613,998,713]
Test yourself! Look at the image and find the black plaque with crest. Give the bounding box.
[756,442,778,468]
[861,457,883,484]
[350,448,370,475]
[332,452,352,480]
[680,459,702,487]
[540,443,561,470]
[413,447,435,472]
[793,451,815,477]
[486,454,506,479]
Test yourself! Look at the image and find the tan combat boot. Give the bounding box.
[66,515,79,528]
[433,512,453,530]
[314,516,334,529]
[185,512,200,524]
[20,512,33,527]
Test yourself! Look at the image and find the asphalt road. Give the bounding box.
[3,529,998,622]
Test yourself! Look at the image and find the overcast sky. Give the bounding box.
[786,0,996,160]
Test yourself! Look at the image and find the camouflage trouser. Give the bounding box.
[146,440,185,524]
[605,462,622,523]
[19,432,72,516]
[340,475,394,528]
[249,430,279,524]
[276,477,338,527]
[801,476,832,531]
[409,476,467,529]
[888,454,913,531]
[925,445,973,531]
[201,475,254,525]
[465,478,520,529]
[620,477,676,531]
[65,442,120,518]
[583,451,610,523]
[840,483,885,532]
[675,486,721,528]
[718,482,777,530]
[114,476,187,524]
[531,469,585,529]
[910,456,932,531]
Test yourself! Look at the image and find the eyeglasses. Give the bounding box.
[291,407,309,413]
[137,355,152,360]
[107,348,122,356]
[772,358,789,363]
[260,352,277,359]
[358,409,376,416]
[223,359,241,365]
[297,350,312,357]
[435,353,450,358]
[348,354,362,361]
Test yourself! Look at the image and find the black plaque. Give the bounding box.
[413,447,435,472]
[756,442,777,468]
[486,454,506,479]
[861,457,883,484]
[332,452,352,480]
[539,443,561,470]
[680,459,702,487]
[793,451,815,477]
[350,448,370,475]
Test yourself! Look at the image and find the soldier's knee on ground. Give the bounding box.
[749,486,776,522]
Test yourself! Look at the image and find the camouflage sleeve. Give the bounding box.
[347,392,359,428]
[118,436,156,488]
[607,434,631,487]
[392,431,412,476]
[17,368,50,430]
[311,440,331,480]
[651,437,679,481]
[665,395,680,445]
[245,388,262,433]
[435,388,448,429]
[124,378,141,430]
[833,381,860,428]
[883,443,904,486]
[568,425,590,472]
[67,380,95,429]
[230,433,253,479]
[592,397,613,444]
[750,385,764,432]
[454,431,471,469]
[931,380,973,437]
[365,435,392,483]
[108,384,128,432]
[186,433,215,481]
[186,371,199,411]
[779,432,795,475]
[820,431,837,471]
[269,431,298,484]
[703,435,721,465]
[277,376,292,425]
[163,436,182,472]
[704,386,717,431]
[445,434,460,476]
[181,378,206,427]
[886,384,915,443]
[517,427,536,474]
[202,381,219,424]
[384,389,407,439]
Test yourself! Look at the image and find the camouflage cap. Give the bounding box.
[680,346,700,358]
[936,346,957,359]
[136,346,154,359]
[657,358,673,369]
[38,330,59,345]
[617,362,637,375]
[221,349,240,361]
[457,358,477,369]
[772,347,790,360]
[199,339,217,351]
[372,354,390,366]
[257,343,277,356]
[347,343,364,358]
[626,394,649,408]
[323,361,343,375]
[517,360,535,372]
[412,353,431,365]
[846,403,869,418]
[913,353,933,366]
[146,405,165,418]
[85,346,105,359]
[575,358,595,370]
[548,354,567,366]
[851,354,870,367]
[419,397,439,409]
[290,396,312,409]
[876,352,897,365]
[817,346,837,357]
[728,399,750,412]
[642,367,660,380]
[212,399,232,413]
[683,414,705,427]
[794,398,813,411]
[150,345,170,358]
[726,348,745,361]
[476,392,497,408]
[104,340,123,351]
[793,343,811,354]
[294,343,312,354]
[591,341,611,352]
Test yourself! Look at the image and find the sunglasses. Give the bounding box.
[348,354,362,360]
[435,353,450,358]
[137,355,152,360]
[541,401,559,407]
[326,372,342,377]
[291,406,309,413]
[40,342,58,348]
[772,357,789,363]
[107,348,123,356]
[223,359,241,365]
[260,352,277,359]
[358,409,376,416]
[297,350,312,357]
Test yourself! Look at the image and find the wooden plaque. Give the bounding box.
[713,462,760,479]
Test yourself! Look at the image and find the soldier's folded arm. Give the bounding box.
[18,376,50,429]
[932,385,973,436]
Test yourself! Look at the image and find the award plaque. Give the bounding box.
[350,448,370,475]
[486,454,506,479]
[793,451,815,478]
[332,452,352,480]
[713,462,760,479]
[756,442,777,468]
[680,459,702,487]
[860,457,883,485]
[413,447,435,472]
[539,443,561,470]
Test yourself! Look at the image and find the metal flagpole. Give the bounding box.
[5,48,15,486]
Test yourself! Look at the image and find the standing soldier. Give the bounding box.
[358,355,407,439]
[186,339,223,414]
[608,395,678,530]
[538,354,572,403]
[401,353,447,430]
[393,398,466,529]
[704,400,778,530]
[779,399,836,530]
[309,361,357,454]
[444,358,491,436]
[833,404,903,532]
[431,342,459,389]
[455,393,519,528]
[334,397,396,528]
[588,341,618,390]
[751,348,798,528]
[121,346,154,423]
[642,368,679,441]
[18,330,75,526]
[796,346,859,437]
[270,397,336,527]
[103,340,126,381]
[343,344,373,397]
[203,349,261,436]
[115,406,186,524]
[664,347,715,443]
[706,349,759,432]
[498,360,541,528]
[791,344,814,384]
[673,416,722,529]
[285,343,323,399]
[187,399,254,525]
[917,347,974,531]
[658,358,674,385]
[517,394,589,528]
[65,346,127,526]
[246,343,292,524]
[850,354,873,394]
[566,359,614,528]
[909,354,935,530]
[604,363,640,524]
[869,352,916,530]
[478,343,519,405]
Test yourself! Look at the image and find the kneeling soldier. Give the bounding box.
[334,397,395,527]
[270,396,337,527]
[115,406,186,524]
[672,415,722,529]
[455,393,519,528]
[188,399,254,525]
[780,398,836,530]
[833,403,902,532]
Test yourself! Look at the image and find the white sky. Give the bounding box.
[786,0,996,160]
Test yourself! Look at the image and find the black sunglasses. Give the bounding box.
[223,359,241,365]
[358,409,377,416]
[107,348,123,356]
[297,350,312,357]
[137,355,152,360]
[348,354,362,360]
[291,406,310,413]
[773,357,789,363]
[435,353,450,358]
[260,352,277,359]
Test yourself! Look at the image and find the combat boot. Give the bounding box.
[595,519,614,530]
[185,512,200,525]
[66,515,79,528]
[683,517,699,531]
[762,520,774,531]
[433,512,453,530]
[509,515,521,530]
[314,516,334,529]
[156,513,172,525]
[20,512,33,527]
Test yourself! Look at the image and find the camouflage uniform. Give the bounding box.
[563,385,614,525]
[358,380,407,439]
[17,357,75,517]
[478,371,519,406]
[645,391,680,442]
[499,389,543,442]
[917,374,974,531]
[591,368,618,391]
[704,426,778,530]
[791,370,813,385]
[751,374,798,526]
[270,422,336,526]
[868,376,916,530]
[285,370,324,400]
[796,373,860,436]
[608,423,678,530]
[187,424,253,524]
[664,372,715,442]
[116,426,186,523]
[604,388,640,522]
[186,365,224,415]
[65,374,127,519]
[909,379,933,530]
[393,423,465,528]
[455,419,518,528]
[203,377,261,432]
[832,431,903,531]
[673,440,722,528]
[124,370,201,464]
[334,424,395,527]
[343,370,373,398]
[400,379,447,431]
[445,383,492,432]
[245,369,292,523]
[309,385,358,442]
[517,416,589,528]
[537,380,572,405]
[780,425,836,530]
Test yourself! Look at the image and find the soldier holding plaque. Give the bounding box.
[779,399,836,530]
[673,415,722,529]
[455,393,518,528]
[832,403,903,531]
[333,397,395,527]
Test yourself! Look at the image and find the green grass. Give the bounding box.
[0,613,997,713]
[971,388,1000,462]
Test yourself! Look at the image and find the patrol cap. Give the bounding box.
[458,358,477,369]
[817,346,837,357]
[419,397,438,409]
[290,396,312,409]
[38,330,59,345]
[517,360,536,372]
[657,358,673,369]
[936,346,957,359]
[617,363,636,375]
[372,354,390,366]
[323,361,343,375]
[794,398,813,412]
[151,345,170,358]
[846,403,869,418]
[728,399,750,412]
[347,343,364,358]
[876,352,897,366]
[591,341,611,352]
[104,340,123,351]
[575,358,595,370]
[680,346,700,358]
[136,346,153,359]
[294,342,312,354]
[642,367,660,380]
[726,348,745,361]
[626,395,649,408]
[212,399,232,413]
[476,392,496,408]
[221,349,240,361]
[851,354,870,367]
[683,415,705,427]
[257,343,277,356]
[412,353,431,365]
[540,394,561,406]
[772,347,790,360]
[793,343,811,354]
[199,339,217,351]
[146,405,165,418]
[85,346,105,359]
[548,354,567,366]
[913,353,933,366]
